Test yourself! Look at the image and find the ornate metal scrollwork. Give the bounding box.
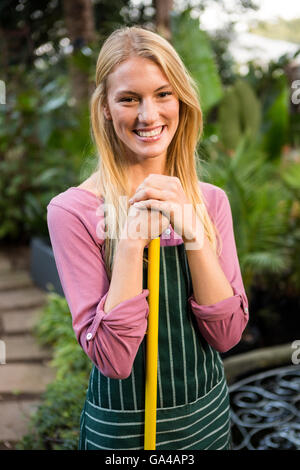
[229,365,300,450]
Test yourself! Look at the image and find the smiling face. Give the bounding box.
[103,56,180,165]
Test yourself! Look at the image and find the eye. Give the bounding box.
[120,92,172,102]
[119,97,136,103]
[158,92,172,98]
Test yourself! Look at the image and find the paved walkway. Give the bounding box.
[0,245,55,450]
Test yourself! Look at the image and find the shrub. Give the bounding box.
[0,65,96,243]
[16,292,92,450]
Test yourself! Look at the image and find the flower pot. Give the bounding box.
[30,236,64,296]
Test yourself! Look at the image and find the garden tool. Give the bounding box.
[144,236,160,450]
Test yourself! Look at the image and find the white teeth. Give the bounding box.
[136,126,163,137]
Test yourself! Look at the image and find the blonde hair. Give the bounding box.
[90,26,222,280]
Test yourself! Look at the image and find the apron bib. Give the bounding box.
[78,243,231,450]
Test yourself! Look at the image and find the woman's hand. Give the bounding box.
[128,174,204,245]
[121,200,170,248]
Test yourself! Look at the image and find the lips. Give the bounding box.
[133,125,165,137]
[134,124,164,132]
[134,125,164,132]
[133,125,165,141]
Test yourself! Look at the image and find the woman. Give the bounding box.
[47,26,249,450]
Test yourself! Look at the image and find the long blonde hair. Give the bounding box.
[90,26,222,280]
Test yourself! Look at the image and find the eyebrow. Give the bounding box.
[115,84,171,98]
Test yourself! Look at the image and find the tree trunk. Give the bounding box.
[0,25,34,76]
[63,0,96,106]
[0,28,8,81]
[154,0,173,40]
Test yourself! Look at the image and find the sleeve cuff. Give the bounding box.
[188,289,249,322]
[86,289,150,341]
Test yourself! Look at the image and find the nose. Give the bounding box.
[138,98,159,123]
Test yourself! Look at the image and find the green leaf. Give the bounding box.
[41,95,68,113]
[262,76,289,159]
[17,92,39,112]
[281,162,300,191]
[36,116,55,145]
[171,9,223,113]
[201,137,295,291]
[33,168,63,187]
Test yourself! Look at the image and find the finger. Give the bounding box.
[130,187,168,204]
[146,174,180,187]
[133,199,171,219]
[139,174,179,193]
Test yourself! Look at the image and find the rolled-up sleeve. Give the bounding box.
[47,203,149,379]
[188,188,249,353]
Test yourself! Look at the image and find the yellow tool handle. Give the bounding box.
[144,236,160,450]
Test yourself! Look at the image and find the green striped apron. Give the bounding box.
[78,243,232,450]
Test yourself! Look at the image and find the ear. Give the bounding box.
[103,104,112,120]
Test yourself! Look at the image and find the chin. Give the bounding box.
[142,149,167,158]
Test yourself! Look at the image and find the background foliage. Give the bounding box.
[16,292,91,450]
[1,0,300,450]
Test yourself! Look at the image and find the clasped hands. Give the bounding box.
[128,174,204,247]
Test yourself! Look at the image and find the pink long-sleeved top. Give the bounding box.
[47,182,249,379]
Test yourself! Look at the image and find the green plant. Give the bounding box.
[17,292,92,450]
[217,79,261,151]
[200,137,296,294]
[277,155,300,293]
[33,293,76,346]
[0,64,97,243]
[171,8,223,114]
[246,56,295,154]
[16,375,89,450]
[261,75,290,160]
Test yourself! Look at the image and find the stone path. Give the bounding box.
[0,245,56,450]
